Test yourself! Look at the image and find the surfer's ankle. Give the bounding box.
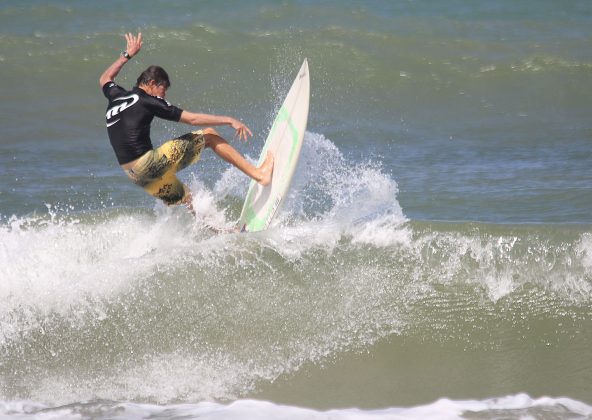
[257,152,274,186]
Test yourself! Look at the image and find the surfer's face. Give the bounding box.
[142,80,169,99]
[153,84,168,99]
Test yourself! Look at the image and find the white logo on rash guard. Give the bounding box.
[106,118,120,127]
[105,94,139,126]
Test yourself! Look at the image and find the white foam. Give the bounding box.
[189,177,235,231]
[0,209,210,346]
[246,132,408,249]
[577,233,592,271]
[1,394,591,419]
[30,352,255,404]
[408,227,592,303]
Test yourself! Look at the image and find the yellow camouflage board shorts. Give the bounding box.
[125,130,206,205]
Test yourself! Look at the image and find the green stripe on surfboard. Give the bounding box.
[242,105,300,231]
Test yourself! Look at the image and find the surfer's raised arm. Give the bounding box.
[179,111,253,141]
[99,32,143,87]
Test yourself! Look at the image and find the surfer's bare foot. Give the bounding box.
[257,152,274,186]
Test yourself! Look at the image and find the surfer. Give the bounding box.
[99,32,273,212]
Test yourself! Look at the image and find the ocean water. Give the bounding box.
[1,1,591,419]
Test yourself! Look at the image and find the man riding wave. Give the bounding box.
[100,32,273,212]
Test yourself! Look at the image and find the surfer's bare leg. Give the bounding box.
[203,128,274,186]
[181,191,196,215]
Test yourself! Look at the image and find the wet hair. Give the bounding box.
[136,65,171,88]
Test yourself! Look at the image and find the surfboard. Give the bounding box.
[238,59,310,232]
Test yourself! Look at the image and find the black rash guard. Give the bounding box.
[103,82,184,164]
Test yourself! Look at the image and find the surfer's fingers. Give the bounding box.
[239,125,252,140]
[126,32,142,56]
[233,127,245,141]
[242,127,253,140]
[126,33,135,49]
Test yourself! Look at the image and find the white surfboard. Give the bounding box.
[238,59,310,232]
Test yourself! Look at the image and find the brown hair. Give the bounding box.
[136,65,171,88]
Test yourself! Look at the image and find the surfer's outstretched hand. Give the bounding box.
[230,118,253,141]
[124,32,142,57]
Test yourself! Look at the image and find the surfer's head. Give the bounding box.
[136,65,171,98]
